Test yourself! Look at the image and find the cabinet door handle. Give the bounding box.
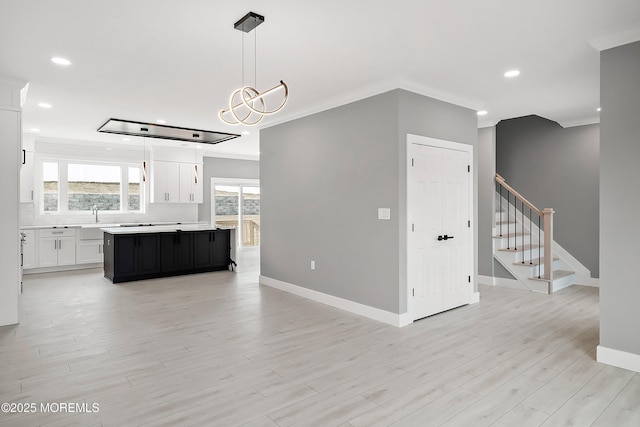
[22,149,26,165]
[58,239,62,249]
[54,240,57,250]
[31,190,33,201]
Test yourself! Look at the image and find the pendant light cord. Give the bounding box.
[254,17,257,88]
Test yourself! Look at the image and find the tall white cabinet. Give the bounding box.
[0,76,27,326]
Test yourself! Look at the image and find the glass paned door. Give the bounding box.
[242,186,260,247]
[214,183,260,248]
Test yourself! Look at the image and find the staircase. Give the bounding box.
[493,175,576,294]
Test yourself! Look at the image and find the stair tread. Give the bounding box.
[528,270,575,282]
[498,244,541,252]
[512,257,559,266]
[494,232,527,238]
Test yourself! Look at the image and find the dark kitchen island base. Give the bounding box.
[103,227,234,284]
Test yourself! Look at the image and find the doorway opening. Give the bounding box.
[211,178,260,250]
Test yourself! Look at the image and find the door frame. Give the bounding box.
[406,134,475,321]
[210,177,260,250]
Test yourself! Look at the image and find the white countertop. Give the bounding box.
[101,224,235,234]
[21,222,206,230]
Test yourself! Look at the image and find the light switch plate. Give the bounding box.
[378,208,391,220]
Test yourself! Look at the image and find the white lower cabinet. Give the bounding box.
[76,239,104,264]
[38,228,76,268]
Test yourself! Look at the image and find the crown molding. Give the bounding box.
[261,78,484,130]
[588,27,640,51]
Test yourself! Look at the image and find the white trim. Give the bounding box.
[597,345,640,374]
[558,116,600,128]
[493,276,527,290]
[259,275,410,327]
[261,78,483,131]
[588,28,640,52]
[477,275,494,286]
[478,119,500,129]
[470,292,480,304]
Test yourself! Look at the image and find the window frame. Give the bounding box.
[37,156,145,216]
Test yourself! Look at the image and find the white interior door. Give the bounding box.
[408,136,472,320]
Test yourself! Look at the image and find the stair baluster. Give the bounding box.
[520,199,524,261]
[529,207,533,265]
[507,190,510,249]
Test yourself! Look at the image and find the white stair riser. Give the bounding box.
[520,259,562,277]
[551,273,576,292]
[494,235,532,249]
[514,247,544,263]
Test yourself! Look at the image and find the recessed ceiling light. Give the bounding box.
[242,131,250,135]
[106,147,113,151]
[597,107,602,112]
[38,102,52,109]
[477,110,488,116]
[156,119,166,124]
[51,57,71,66]
[504,70,520,78]
[30,128,40,133]
[123,138,130,142]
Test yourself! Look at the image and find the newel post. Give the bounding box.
[543,208,554,293]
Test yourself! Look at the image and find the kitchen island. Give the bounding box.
[102,225,235,283]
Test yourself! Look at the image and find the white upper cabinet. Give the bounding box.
[152,160,202,204]
[179,162,203,203]
[151,160,180,203]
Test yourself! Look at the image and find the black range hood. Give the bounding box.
[97,118,241,144]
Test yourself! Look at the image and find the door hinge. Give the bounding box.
[467,165,470,172]
[468,275,471,283]
[468,220,471,228]
[411,223,414,232]
[412,288,415,297]
[411,158,414,167]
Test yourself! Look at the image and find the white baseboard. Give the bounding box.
[470,292,480,304]
[597,345,640,374]
[477,275,494,286]
[493,276,527,290]
[259,275,409,327]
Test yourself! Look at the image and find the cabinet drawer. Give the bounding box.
[39,228,77,238]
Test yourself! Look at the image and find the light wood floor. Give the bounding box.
[1,252,639,426]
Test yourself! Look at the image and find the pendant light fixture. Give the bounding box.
[218,12,289,126]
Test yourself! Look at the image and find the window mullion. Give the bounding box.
[59,160,69,213]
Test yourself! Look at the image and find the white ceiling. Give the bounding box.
[1,0,639,159]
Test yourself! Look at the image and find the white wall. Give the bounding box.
[0,76,26,326]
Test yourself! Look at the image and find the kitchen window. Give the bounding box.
[40,160,144,214]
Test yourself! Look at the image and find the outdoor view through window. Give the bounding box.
[214,185,260,247]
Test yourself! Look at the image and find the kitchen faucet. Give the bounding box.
[92,205,99,223]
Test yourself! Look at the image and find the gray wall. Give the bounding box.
[260,89,476,314]
[397,90,477,310]
[496,115,600,277]
[600,41,640,356]
[198,157,260,222]
[478,127,496,277]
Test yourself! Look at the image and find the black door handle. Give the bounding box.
[438,234,455,241]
